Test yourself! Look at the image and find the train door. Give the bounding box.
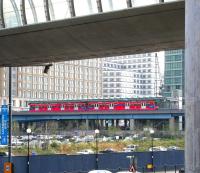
[125,102,130,110]
[109,103,114,110]
[47,105,51,111]
[60,104,65,111]
[141,102,146,109]
[94,103,99,110]
[35,105,39,111]
[74,103,78,111]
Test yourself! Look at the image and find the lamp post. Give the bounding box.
[150,129,155,171]
[95,129,100,170]
[26,128,31,173]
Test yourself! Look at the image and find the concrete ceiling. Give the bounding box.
[0,0,184,67]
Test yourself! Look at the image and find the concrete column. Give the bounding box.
[124,119,128,129]
[111,120,114,127]
[105,120,108,130]
[86,119,89,130]
[178,116,183,131]
[116,119,119,127]
[169,117,175,132]
[130,119,135,131]
[114,120,117,127]
[185,1,200,172]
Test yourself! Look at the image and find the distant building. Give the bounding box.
[0,59,103,110]
[163,49,184,99]
[103,53,162,98]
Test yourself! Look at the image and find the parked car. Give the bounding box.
[100,148,116,153]
[167,146,181,150]
[149,146,167,151]
[123,145,138,152]
[77,149,94,154]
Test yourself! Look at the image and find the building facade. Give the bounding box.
[163,49,184,98]
[0,59,103,110]
[103,53,163,99]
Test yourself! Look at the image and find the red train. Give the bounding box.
[29,99,159,112]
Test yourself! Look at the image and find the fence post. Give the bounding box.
[142,167,145,173]
[164,165,167,173]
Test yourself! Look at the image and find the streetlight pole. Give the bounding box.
[150,129,155,171]
[95,129,100,170]
[26,128,31,173]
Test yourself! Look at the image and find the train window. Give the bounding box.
[29,105,35,110]
[125,102,130,109]
[74,104,78,110]
[60,104,65,110]
[109,103,114,109]
[94,104,99,110]
[141,102,146,109]
[47,105,51,111]
[35,105,39,111]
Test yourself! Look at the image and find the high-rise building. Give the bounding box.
[103,53,163,98]
[0,59,103,110]
[163,49,184,98]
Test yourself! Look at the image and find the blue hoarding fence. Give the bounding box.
[1,105,8,145]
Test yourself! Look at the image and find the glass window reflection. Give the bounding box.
[50,0,70,20]
[102,0,127,12]
[74,0,98,16]
[4,0,21,27]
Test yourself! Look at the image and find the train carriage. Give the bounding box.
[29,98,159,112]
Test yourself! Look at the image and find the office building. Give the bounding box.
[103,53,163,98]
[0,59,103,110]
[163,49,184,98]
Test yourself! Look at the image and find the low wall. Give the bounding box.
[0,150,184,173]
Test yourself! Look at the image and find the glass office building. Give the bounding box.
[163,49,184,98]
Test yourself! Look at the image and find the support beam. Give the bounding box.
[28,0,38,23]
[49,0,55,20]
[130,119,135,131]
[44,0,51,21]
[10,0,22,26]
[185,1,200,172]
[96,0,103,13]
[0,0,5,28]
[8,67,12,162]
[68,0,75,17]
[126,0,132,8]
[169,117,175,132]
[178,116,183,131]
[20,0,27,25]
[86,119,89,130]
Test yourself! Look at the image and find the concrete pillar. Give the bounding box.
[100,120,104,128]
[105,120,108,130]
[114,120,117,127]
[185,1,200,172]
[111,120,114,126]
[169,117,175,132]
[116,119,119,127]
[86,119,89,130]
[124,119,128,129]
[130,119,135,131]
[178,116,183,131]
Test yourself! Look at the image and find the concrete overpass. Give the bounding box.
[12,109,184,121]
[0,0,184,67]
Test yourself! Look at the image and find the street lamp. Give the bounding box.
[26,128,31,173]
[95,129,100,170]
[150,129,155,171]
